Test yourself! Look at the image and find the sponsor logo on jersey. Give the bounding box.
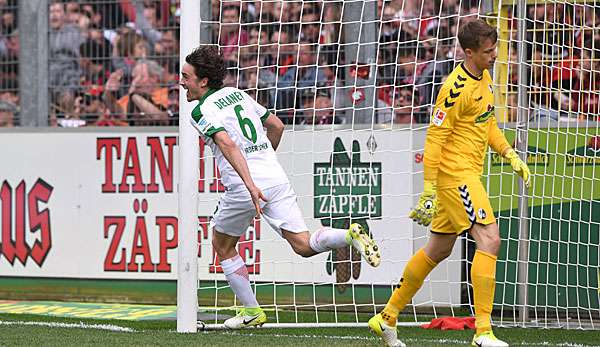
[244,142,269,154]
[197,117,213,134]
[431,108,446,126]
[475,104,494,123]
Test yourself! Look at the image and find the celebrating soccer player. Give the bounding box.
[181,46,381,329]
[368,19,531,347]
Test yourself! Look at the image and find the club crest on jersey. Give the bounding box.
[475,104,494,124]
[478,208,487,219]
[431,108,446,126]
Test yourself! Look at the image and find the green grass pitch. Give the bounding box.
[1,313,598,346]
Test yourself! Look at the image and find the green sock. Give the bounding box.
[245,307,262,316]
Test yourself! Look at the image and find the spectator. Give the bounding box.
[259,1,279,23]
[299,6,322,44]
[241,66,258,93]
[154,29,179,77]
[321,2,341,44]
[49,1,84,93]
[0,99,16,127]
[166,84,179,124]
[110,28,149,95]
[393,87,416,124]
[134,2,163,48]
[220,5,248,62]
[1,7,16,34]
[415,40,453,108]
[241,1,260,24]
[51,91,86,127]
[281,1,301,23]
[571,48,600,119]
[65,1,82,25]
[299,88,334,125]
[142,3,160,29]
[104,59,169,125]
[79,38,111,90]
[392,0,420,39]
[0,78,18,105]
[276,43,328,110]
[278,42,327,88]
[223,60,240,88]
[380,0,400,43]
[247,25,268,46]
[211,0,221,21]
[81,3,103,29]
[0,28,18,83]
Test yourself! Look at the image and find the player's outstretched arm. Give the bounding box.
[503,148,531,188]
[262,113,284,151]
[212,131,267,216]
[408,126,450,226]
[409,180,438,226]
[488,118,531,188]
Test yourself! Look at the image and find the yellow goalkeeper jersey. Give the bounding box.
[423,63,511,188]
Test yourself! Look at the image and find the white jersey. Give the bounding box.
[190,87,289,189]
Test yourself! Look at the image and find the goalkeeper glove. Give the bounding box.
[504,149,531,188]
[409,180,438,226]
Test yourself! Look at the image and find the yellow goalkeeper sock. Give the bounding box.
[382,248,437,326]
[471,249,497,335]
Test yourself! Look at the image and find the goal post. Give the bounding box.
[178,0,600,331]
[177,0,201,334]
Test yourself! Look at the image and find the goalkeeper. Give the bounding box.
[369,19,531,347]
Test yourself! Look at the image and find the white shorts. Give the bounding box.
[211,183,308,237]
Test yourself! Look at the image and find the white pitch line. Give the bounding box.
[513,343,600,347]
[3,320,597,347]
[214,331,600,347]
[212,331,378,341]
[0,320,136,332]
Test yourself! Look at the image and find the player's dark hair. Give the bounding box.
[185,45,226,89]
[458,18,497,51]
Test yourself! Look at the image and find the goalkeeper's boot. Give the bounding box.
[471,330,509,347]
[347,223,381,267]
[223,307,267,329]
[368,313,405,347]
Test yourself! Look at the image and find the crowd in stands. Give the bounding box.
[2,0,180,127]
[0,0,598,127]
[523,3,600,122]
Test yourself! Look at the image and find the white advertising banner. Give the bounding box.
[0,128,459,300]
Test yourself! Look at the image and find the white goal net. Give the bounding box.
[178,0,600,330]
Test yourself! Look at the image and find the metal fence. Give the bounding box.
[0,0,18,127]
[2,1,598,127]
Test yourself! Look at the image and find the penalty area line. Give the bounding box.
[0,320,136,332]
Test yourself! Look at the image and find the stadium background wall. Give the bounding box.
[0,124,596,314]
[0,126,462,307]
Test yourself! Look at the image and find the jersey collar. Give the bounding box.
[191,88,221,121]
[197,87,220,106]
[459,62,483,81]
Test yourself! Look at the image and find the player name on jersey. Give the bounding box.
[213,91,244,110]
